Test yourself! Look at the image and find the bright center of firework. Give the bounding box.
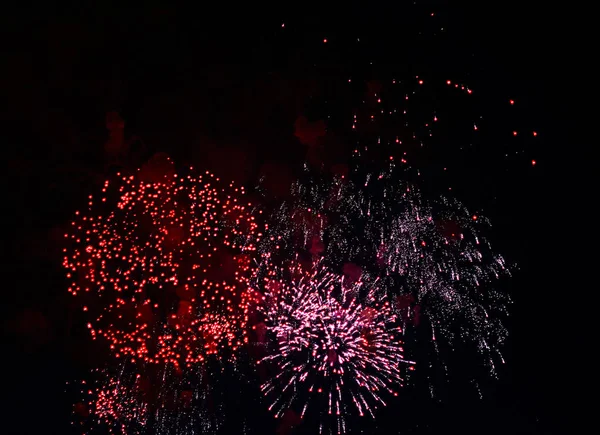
[257,262,413,427]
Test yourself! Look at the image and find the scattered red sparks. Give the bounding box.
[64,169,261,368]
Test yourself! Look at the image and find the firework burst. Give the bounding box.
[254,260,414,433]
[258,161,510,391]
[63,167,261,368]
[69,360,230,435]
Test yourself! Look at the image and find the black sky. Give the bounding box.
[1,1,582,434]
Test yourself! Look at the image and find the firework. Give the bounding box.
[258,161,510,391]
[63,167,261,367]
[73,370,148,434]
[70,361,229,435]
[254,260,413,433]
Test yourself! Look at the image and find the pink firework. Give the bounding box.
[255,261,414,433]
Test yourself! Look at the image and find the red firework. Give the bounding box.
[63,167,262,367]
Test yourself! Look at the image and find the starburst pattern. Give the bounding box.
[254,260,414,433]
[258,161,510,389]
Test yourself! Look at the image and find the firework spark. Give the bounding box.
[63,167,261,367]
[254,260,413,433]
[70,361,228,435]
[258,162,510,392]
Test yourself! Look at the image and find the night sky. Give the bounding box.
[2,2,580,434]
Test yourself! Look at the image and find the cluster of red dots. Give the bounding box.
[63,170,262,368]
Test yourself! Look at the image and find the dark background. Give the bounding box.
[2,1,582,433]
